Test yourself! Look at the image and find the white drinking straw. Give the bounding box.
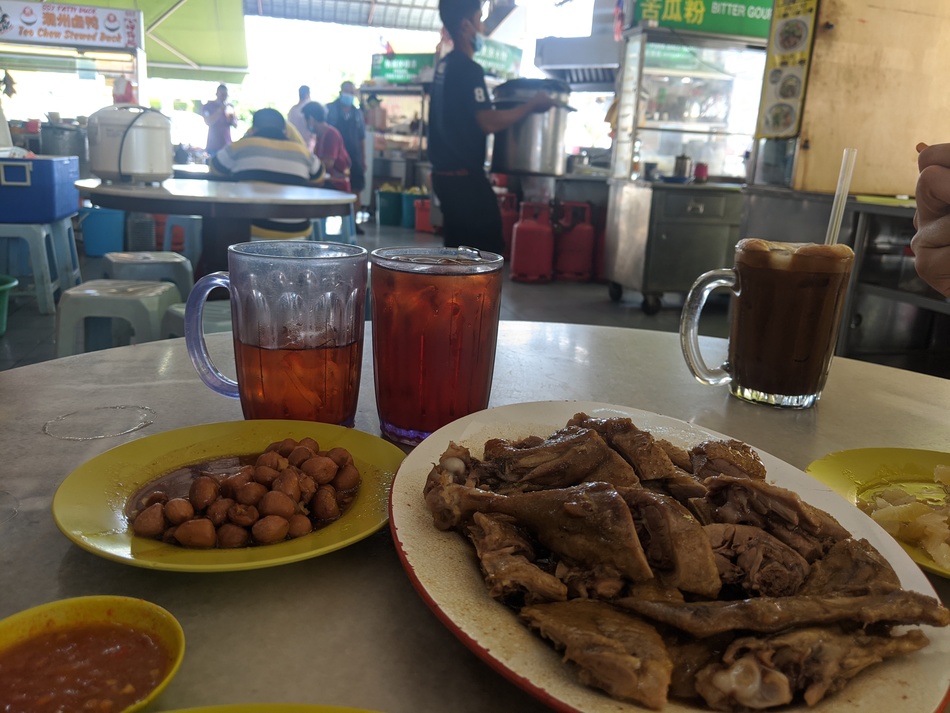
[824,147,858,246]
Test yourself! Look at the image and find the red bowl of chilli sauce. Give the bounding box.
[0,595,185,713]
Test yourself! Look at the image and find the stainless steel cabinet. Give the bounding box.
[605,182,744,313]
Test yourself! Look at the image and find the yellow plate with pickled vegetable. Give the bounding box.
[806,447,950,578]
[52,421,406,572]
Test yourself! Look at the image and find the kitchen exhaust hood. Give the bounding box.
[534,0,622,92]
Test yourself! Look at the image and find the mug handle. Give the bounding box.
[184,272,239,398]
[679,268,736,386]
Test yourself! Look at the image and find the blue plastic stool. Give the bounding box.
[310,213,357,245]
[162,215,202,268]
[0,216,81,315]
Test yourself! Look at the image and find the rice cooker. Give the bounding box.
[87,104,173,183]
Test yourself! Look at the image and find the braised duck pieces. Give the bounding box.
[422,416,950,711]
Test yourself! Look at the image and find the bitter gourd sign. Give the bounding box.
[631,0,773,39]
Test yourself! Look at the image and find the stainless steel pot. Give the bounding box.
[674,154,693,179]
[490,78,571,177]
[41,123,90,178]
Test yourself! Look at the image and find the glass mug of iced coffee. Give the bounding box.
[680,239,854,408]
[185,241,367,425]
[370,246,503,445]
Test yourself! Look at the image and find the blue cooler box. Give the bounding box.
[79,207,125,256]
[0,156,80,223]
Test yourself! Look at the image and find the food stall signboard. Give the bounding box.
[371,54,436,84]
[0,1,143,50]
[632,0,773,39]
[474,39,523,80]
[755,0,818,139]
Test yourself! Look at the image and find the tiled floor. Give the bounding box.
[0,219,730,371]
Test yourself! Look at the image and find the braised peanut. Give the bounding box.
[287,513,313,538]
[252,515,290,544]
[255,450,282,470]
[311,486,341,521]
[132,502,166,537]
[174,518,217,548]
[236,481,268,506]
[301,455,338,485]
[298,437,320,452]
[221,470,252,498]
[276,438,298,457]
[333,464,361,492]
[165,498,195,525]
[128,437,361,549]
[297,474,317,504]
[259,490,296,520]
[206,497,234,526]
[144,491,168,507]
[190,475,220,511]
[252,465,280,487]
[228,503,260,528]
[217,523,250,548]
[287,446,315,468]
[326,447,354,469]
[273,471,301,503]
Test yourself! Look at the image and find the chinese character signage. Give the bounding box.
[632,0,772,39]
[756,0,818,138]
[474,38,522,80]
[371,54,436,84]
[0,1,142,50]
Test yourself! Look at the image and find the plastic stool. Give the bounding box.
[162,215,202,268]
[311,213,357,245]
[161,301,232,338]
[103,251,194,298]
[0,221,68,314]
[50,217,83,290]
[55,280,182,357]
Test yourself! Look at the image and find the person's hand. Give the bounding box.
[527,91,559,113]
[912,142,950,297]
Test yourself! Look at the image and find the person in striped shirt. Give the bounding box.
[211,108,326,239]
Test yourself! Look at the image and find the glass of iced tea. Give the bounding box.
[370,246,503,445]
[185,241,367,426]
[680,239,854,408]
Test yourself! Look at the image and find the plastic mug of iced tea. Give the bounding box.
[680,239,854,408]
[185,241,367,425]
[370,246,503,445]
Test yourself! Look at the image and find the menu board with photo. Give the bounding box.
[755,0,818,139]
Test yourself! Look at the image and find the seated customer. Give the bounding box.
[302,101,352,192]
[211,108,325,239]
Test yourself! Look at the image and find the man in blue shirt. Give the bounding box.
[327,81,367,233]
[429,0,555,254]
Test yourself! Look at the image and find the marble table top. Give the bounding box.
[1,323,947,712]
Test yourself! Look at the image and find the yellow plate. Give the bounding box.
[806,447,950,578]
[53,421,406,572]
[163,707,381,713]
[0,595,185,713]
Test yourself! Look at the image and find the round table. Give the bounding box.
[75,178,357,277]
[1,323,948,712]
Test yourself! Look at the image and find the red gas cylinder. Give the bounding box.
[497,193,519,260]
[554,202,595,281]
[510,202,554,283]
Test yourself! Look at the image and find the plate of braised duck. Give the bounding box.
[389,401,950,713]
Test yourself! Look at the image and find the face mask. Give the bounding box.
[473,32,485,54]
[339,94,355,107]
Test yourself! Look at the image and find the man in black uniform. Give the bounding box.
[429,0,556,254]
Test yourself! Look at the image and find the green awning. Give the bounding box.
[65,0,249,83]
